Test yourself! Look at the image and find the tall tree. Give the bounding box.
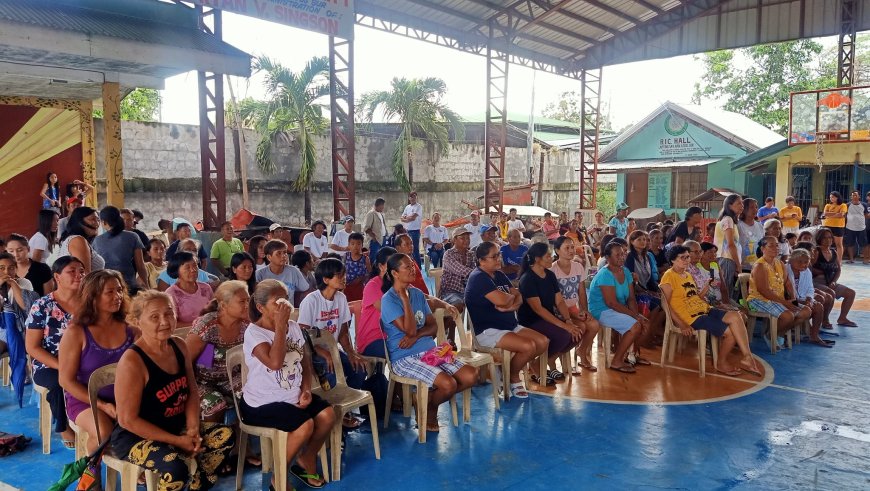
[692,40,843,135]
[541,91,613,131]
[239,55,330,224]
[93,88,161,121]
[357,77,464,190]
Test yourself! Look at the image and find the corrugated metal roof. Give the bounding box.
[0,0,249,60]
[598,158,721,172]
[357,0,870,75]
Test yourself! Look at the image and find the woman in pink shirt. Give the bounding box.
[542,212,560,242]
[355,247,396,358]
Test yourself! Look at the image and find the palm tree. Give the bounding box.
[358,77,464,190]
[239,55,330,224]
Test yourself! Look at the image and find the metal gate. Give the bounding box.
[791,167,814,209]
[825,165,853,201]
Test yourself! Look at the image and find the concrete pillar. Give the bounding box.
[102,81,124,207]
[775,157,791,205]
[79,100,97,209]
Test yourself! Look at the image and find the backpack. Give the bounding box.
[0,432,30,457]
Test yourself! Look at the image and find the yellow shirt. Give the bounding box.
[822,203,847,228]
[748,258,785,302]
[780,205,803,229]
[661,268,711,326]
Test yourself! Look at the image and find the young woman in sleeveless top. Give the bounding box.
[113,290,234,491]
[58,270,139,455]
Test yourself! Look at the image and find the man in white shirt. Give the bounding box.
[303,220,329,260]
[423,212,450,268]
[363,197,387,260]
[506,207,526,233]
[464,210,483,248]
[401,191,424,266]
[330,215,355,252]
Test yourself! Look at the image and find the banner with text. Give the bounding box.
[647,172,671,209]
[191,0,354,40]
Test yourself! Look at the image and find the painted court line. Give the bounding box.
[0,483,21,491]
[768,383,870,406]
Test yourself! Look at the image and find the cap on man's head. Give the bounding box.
[616,202,630,211]
[174,222,191,231]
[452,228,471,239]
[269,223,283,232]
[343,215,355,222]
[470,210,480,216]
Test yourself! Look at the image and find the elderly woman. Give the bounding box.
[747,236,812,351]
[25,256,83,448]
[660,245,760,376]
[588,241,650,374]
[762,218,791,261]
[518,243,585,384]
[240,280,335,489]
[157,239,216,291]
[113,290,234,491]
[57,207,105,273]
[165,252,214,327]
[381,253,477,433]
[738,198,765,272]
[786,248,832,347]
[58,270,138,454]
[185,280,250,422]
[811,227,857,327]
[466,242,549,398]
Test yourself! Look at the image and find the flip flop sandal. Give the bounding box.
[509,382,529,399]
[547,369,566,380]
[608,365,636,374]
[716,368,742,377]
[62,439,76,450]
[821,324,834,330]
[530,374,556,386]
[290,464,324,489]
[809,339,835,348]
[342,414,363,429]
[633,357,652,366]
[578,361,598,372]
[738,363,763,377]
[836,321,858,327]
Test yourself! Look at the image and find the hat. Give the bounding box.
[616,202,630,211]
[452,228,471,239]
[470,210,479,216]
[343,215,355,222]
[268,223,283,232]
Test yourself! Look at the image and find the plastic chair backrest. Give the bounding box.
[173,327,191,339]
[433,308,447,344]
[310,332,348,388]
[87,363,117,443]
[428,268,443,297]
[226,345,247,421]
[737,273,751,299]
[348,300,362,336]
[660,292,676,330]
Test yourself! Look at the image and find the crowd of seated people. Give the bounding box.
[3,190,860,489]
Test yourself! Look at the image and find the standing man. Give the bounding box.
[401,191,423,265]
[363,197,387,259]
[757,197,779,223]
[780,196,803,235]
[464,211,483,248]
[609,203,630,239]
[844,191,869,263]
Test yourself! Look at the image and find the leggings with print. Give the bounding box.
[112,422,235,491]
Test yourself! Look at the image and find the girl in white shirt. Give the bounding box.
[239,279,334,489]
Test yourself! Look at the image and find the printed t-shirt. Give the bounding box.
[588,266,632,319]
[242,321,306,407]
[550,260,586,308]
[517,269,560,325]
[500,243,528,281]
[422,225,449,251]
[298,290,351,344]
[660,269,710,326]
[822,203,848,228]
[380,287,433,361]
[465,268,518,335]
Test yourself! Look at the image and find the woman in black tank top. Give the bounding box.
[112,291,235,491]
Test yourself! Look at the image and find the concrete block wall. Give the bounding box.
[93,119,582,232]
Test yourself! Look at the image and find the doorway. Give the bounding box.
[625,172,649,211]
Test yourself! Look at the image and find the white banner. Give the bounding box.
[191,0,354,40]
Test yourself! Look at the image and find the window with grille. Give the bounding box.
[671,167,708,208]
[791,167,813,210]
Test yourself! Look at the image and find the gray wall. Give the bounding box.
[93,119,582,232]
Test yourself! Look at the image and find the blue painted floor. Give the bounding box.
[1,267,869,490]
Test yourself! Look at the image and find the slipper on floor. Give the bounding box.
[609,365,636,374]
[809,339,834,348]
[716,368,742,377]
[342,414,363,429]
[631,357,652,366]
[578,361,598,372]
[530,374,555,386]
[290,464,324,489]
[547,369,565,380]
[509,382,529,399]
[738,363,762,377]
[836,320,858,327]
[62,439,75,450]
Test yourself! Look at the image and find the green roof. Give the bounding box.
[730,140,790,171]
[461,111,581,130]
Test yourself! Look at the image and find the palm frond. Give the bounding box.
[391,128,411,191]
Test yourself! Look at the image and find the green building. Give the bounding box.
[600,102,782,217]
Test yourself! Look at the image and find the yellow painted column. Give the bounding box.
[102,82,124,207]
[79,101,97,209]
[775,157,791,206]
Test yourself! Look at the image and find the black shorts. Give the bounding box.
[844,228,867,248]
[829,226,845,238]
[239,394,331,432]
[691,308,728,337]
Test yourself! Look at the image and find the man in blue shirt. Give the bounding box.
[757,197,779,223]
[500,229,528,281]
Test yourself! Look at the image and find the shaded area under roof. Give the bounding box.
[598,158,721,172]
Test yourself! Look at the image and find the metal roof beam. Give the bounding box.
[465,0,611,41]
[579,0,642,25]
[579,0,720,68]
[632,0,670,16]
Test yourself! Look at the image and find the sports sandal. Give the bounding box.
[509,382,529,399]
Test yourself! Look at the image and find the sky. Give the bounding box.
[159,12,712,131]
